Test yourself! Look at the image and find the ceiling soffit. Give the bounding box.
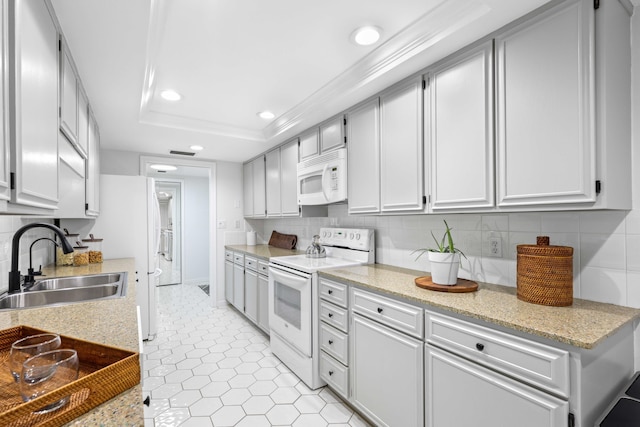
[138,0,491,144]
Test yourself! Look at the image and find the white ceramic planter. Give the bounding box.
[428,252,460,285]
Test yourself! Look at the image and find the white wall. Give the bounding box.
[183,176,209,284]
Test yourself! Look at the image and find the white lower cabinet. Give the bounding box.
[426,344,568,427]
[257,268,269,333]
[350,313,423,427]
[244,269,258,323]
[224,259,233,304]
[232,260,244,311]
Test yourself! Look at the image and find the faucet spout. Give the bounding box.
[8,223,74,294]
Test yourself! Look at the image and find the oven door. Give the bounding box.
[268,264,312,357]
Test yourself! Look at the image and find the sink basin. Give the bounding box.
[0,272,128,311]
[25,273,123,292]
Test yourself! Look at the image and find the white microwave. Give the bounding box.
[297,148,347,205]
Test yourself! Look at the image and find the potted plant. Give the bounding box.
[413,220,466,285]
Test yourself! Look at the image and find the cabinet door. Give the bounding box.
[76,87,89,158]
[280,138,299,216]
[10,0,59,209]
[0,0,10,202]
[233,263,244,311]
[379,77,424,212]
[60,41,77,146]
[428,41,494,210]
[426,345,568,427]
[225,260,233,304]
[245,270,258,323]
[85,112,99,216]
[299,129,318,161]
[243,162,253,217]
[351,314,423,427]
[258,273,269,332]
[265,148,281,217]
[319,115,345,153]
[252,156,266,217]
[496,0,595,207]
[347,98,380,214]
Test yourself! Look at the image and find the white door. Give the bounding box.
[268,265,312,357]
[428,41,494,210]
[244,269,258,323]
[426,344,568,427]
[319,115,345,154]
[347,98,380,214]
[299,129,319,161]
[0,1,9,202]
[145,178,160,340]
[496,0,595,207]
[380,76,424,213]
[233,262,244,311]
[351,313,424,427]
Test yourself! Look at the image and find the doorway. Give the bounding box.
[156,180,183,286]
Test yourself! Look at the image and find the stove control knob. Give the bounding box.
[356,233,361,240]
[350,233,354,239]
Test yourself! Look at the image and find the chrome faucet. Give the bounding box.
[8,223,74,294]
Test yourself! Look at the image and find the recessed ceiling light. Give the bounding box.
[160,90,181,101]
[150,164,177,172]
[190,145,204,151]
[351,26,382,46]
[257,111,275,120]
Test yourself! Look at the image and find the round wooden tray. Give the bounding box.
[415,276,478,293]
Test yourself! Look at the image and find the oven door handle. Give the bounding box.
[269,267,311,290]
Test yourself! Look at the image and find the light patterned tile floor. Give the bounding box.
[143,283,370,427]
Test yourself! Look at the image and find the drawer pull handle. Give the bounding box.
[328,313,333,318]
[476,343,485,351]
[328,290,333,295]
[328,371,334,376]
[328,340,333,345]
[377,307,383,314]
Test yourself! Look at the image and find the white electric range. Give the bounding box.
[268,227,375,389]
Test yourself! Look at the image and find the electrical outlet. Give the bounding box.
[489,236,502,258]
[217,220,226,229]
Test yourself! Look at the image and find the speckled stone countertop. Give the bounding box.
[226,244,304,260]
[0,258,143,426]
[320,264,640,350]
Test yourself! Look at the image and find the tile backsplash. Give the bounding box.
[0,217,57,294]
[247,206,640,309]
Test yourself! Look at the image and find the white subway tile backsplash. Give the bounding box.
[580,233,626,270]
[579,211,626,234]
[541,212,580,233]
[509,213,542,232]
[626,235,640,271]
[580,267,627,306]
[625,210,640,234]
[481,214,509,232]
[626,272,640,308]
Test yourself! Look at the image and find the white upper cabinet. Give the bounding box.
[0,1,10,202]
[495,0,595,207]
[347,98,380,214]
[379,76,424,213]
[243,162,253,217]
[76,86,89,158]
[265,148,281,217]
[280,138,299,216]
[59,39,78,147]
[427,41,494,211]
[299,129,319,161]
[9,0,59,210]
[85,112,100,216]
[252,155,266,218]
[319,115,345,154]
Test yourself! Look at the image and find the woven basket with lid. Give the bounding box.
[516,236,574,307]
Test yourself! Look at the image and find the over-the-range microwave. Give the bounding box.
[297,148,347,205]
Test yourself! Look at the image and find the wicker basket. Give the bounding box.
[517,236,574,307]
[0,325,140,427]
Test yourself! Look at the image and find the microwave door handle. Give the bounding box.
[321,164,330,202]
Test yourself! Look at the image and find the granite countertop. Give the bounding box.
[320,264,640,350]
[0,258,143,426]
[225,244,305,260]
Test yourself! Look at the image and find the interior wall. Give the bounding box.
[182,176,209,284]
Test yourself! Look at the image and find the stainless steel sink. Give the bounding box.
[0,272,128,311]
[25,273,123,292]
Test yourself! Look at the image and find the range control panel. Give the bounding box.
[318,228,374,251]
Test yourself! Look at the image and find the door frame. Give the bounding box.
[140,156,217,305]
[155,178,185,286]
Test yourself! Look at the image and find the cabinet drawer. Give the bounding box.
[225,250,233,261]
[320,323,348,365]
[351,288,423,339]
[233,253,244,264]
[425,311,570,398]
[320,300,348,332]
[258,260,269,275]
[319,278,348,308]
[245,256,257,271]
[320,351,348,399]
